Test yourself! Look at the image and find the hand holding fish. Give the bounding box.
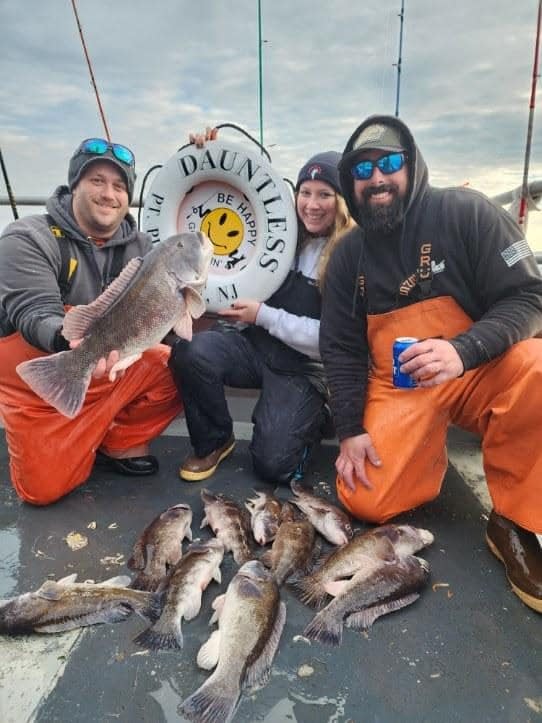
[336,433,381,491]
[218,299,261,324]
[69,340,137,382]
[189,126,218,148]
[398,338,464,387]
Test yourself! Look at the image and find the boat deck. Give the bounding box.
[0,424,540,723]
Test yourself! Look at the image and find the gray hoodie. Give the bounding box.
[0,186,151,352]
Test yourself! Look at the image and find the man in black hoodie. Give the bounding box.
[0,139,182,504]
[320,115,542,613]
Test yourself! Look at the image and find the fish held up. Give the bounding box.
[16,232,213,418]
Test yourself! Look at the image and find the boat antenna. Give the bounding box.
[0,146,19,220]
[70,0,112,142]
[518,0,542,231]
[394,0,405,117]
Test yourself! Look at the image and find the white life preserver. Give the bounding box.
[142,139,298,312]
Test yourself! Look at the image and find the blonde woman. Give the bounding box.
[170,149,355,483]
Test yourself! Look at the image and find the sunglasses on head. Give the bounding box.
[79,138,135,166]
[350,152,406,181]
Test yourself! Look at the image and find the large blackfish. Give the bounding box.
[16,232,213,418]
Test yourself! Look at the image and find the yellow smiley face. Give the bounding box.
[201,207,243,256]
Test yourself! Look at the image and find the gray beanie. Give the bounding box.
[68,140,136,201]
[296,151,341,195]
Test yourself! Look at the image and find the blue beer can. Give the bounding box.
[392,337,418,388]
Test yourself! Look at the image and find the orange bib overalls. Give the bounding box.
[337,296,542,534]
[0,332,182,505]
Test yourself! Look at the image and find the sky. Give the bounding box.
[1,0,542,250]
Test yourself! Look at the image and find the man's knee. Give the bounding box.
[251,446,296,483]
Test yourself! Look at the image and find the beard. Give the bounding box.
[355,184,405,234]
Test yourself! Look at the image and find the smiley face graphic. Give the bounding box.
[201,207,243,256]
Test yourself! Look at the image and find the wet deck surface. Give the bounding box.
[0,432,541,723]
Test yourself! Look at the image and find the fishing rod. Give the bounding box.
[518,0,542,231]
[394,0,405,117]
[0,147,19,220]
[70,0,111,141]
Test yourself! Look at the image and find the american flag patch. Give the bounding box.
[501,239,532,267]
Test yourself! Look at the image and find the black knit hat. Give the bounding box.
[68,140,136,201]
[296,151,341,195]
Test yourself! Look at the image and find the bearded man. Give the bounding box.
[319,115,542,613]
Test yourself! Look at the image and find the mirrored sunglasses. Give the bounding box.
[350,152,406,181]
[79,138,135,166]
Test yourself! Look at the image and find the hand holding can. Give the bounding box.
[393,337,418,388]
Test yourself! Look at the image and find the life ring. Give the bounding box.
[142,139,297,312]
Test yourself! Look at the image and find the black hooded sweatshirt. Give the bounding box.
[319,115,542,442]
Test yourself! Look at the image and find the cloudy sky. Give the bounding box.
[1,0,541,248]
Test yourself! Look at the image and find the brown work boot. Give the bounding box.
[179,435,235,482]
[486,510,542,613]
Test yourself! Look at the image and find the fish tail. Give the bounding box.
[179,673,240,723]
[303,608,343,647]
[289,572,328,608]
[134,616,183,651]
[16,351,91,418]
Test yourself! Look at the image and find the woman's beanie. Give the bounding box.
[68,141,136,201]
[296,151,341,195]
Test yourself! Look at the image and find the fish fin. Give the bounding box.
[61,257,143,340]
[200,515,209,529]
[99,575,131,588]
[35,581,65,601]
[303,607,342,646]
[16,353,92,418]
[135,592,164,623]
[196,629,221,669]
[38,604,133,633]
[108,353,142,379]
[134,616,183,651]
[173,311,193,341]
[289,574,329,609]
[346,593,421,632]
[244,600,286,691]
[179,671,240,723]
[209,593,226,625]
[185,526,193,542]
[182,592,203,621]
[56,573,78,585]
[260,550,273,568]
[323,579,351,598]
[184,286,207,319]
[212,567,222,585]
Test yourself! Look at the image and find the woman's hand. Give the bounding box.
[218,299,261,325]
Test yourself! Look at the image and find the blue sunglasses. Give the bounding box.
[350,152,406,180]
[78,138,135,167]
